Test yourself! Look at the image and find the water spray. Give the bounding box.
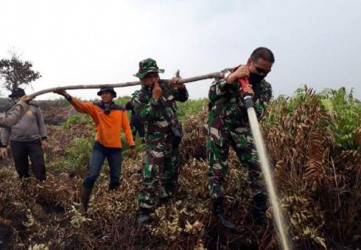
[239,77,292,250]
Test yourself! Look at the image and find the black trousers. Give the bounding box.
[10,140,46,181]
[131,124,145,138]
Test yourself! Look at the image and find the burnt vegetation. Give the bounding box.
[0,87,360,249]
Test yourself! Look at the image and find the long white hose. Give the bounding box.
[247,107,291,250]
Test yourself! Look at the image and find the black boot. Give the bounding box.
[213,198,236,231]
[160,184,176,204]
[251,208,268,226]
[137,208,151,224]
[108,184,120,191]
[251,193,270,226]
[79,186,93,213]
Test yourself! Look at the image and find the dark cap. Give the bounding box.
[9,88,26,98]
[97,87,117,97]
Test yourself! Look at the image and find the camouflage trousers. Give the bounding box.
[207,126,267,206]
[138,132,181,209]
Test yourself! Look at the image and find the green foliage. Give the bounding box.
[62,114,93,128]
[265,86,361,150]
[319,87,361,149]
[114,94,208,122]
[0,51,41,91]
[265,88,319,127]
[176,98,208,122]
[49,137,93,176]
[262,95,287,129]
[114,95,132,106]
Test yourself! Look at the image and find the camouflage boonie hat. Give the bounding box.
[134,58,164,79]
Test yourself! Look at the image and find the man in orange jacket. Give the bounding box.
[54,87,136,212]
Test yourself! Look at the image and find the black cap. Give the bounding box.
[9,88,26,98]
[97,87,117,98]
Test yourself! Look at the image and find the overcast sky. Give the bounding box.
[1,0,360,100]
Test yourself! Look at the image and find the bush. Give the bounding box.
[63,114,93,128]
[49,137,93,176]
[319,87,361,149]
[177,98,208,122]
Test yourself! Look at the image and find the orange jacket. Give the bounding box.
[70,97,134,148]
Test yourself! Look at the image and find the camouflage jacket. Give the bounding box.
[131,83,189,134]
[208,68,272,130]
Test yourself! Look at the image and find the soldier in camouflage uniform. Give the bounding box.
[132,58,189,224]
[207,47,275,230]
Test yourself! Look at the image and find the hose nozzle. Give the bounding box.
[239,78,254,108]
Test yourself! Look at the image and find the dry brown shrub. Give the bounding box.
[2,93,360,249]
[46,122,94,164]
[265,88,333,248]
[264,87,361,249]
[0,145,277,249]
[180,110,208,160]
[324,149,361,244]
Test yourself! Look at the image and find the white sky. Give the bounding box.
[1,0,360,100]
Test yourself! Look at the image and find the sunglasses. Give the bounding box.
[252,60,271,75]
